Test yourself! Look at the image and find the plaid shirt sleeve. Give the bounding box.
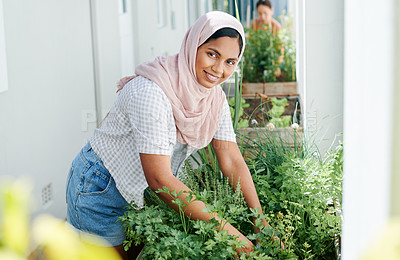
[213,99,236,143]
[129,83,175,155]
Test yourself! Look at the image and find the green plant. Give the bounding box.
[120,187,247,259]
[268,97,291,128]
[228,96,250,128]
[248,206,299,259]
[120,164,299,259]
[182,161,251,234]
[120,130,343,259]
[277,13,296,82]
[243,27,282,83]
[243,11,296,83]
[246,132,343,259]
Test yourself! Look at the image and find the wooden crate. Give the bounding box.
[242,95,302,128]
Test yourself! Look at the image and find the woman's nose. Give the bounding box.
[211,61,223,75]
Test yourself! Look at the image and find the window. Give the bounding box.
[0,0,8,93]
[157,0,167,28]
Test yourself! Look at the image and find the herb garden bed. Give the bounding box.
[120,131,343,260]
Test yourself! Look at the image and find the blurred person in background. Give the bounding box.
[251,0,282,36]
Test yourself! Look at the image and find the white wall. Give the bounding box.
[90,0,123,122]
[303,0,344,155]
[0,0,99,219]
[342,0,395,259]
[119,0,135,77]
[0,0,7,93]
[187,0,213,26]
[131,0,189,66]
[92,0,191,121]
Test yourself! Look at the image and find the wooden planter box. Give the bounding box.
[242,95,301,128]
[242,82,297,98]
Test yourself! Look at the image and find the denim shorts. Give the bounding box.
[66,141,128,246]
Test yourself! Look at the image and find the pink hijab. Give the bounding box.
[126,11,245,149]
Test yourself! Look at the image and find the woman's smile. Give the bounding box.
[204,71,220,82]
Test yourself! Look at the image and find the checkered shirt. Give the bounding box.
[90,76,236,207]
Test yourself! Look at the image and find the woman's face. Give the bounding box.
[195,36,240,89]
[257,5,273,25]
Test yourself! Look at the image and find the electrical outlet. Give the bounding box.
[41,182,54,209]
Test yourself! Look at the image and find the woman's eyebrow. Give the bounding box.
[208,48,238,60]
[208,48,221,56]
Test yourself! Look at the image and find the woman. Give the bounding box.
[251,0,282,36]
[250,0,284,78]
[66,11,269,259]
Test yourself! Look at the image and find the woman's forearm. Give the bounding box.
[149,174,213,221]
[220,155,263,214]
[150,173,253,247]
[211,140,264,215]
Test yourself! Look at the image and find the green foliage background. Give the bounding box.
[243,23,296,83]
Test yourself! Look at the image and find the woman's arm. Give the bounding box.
[211,139,269,229]
[212,139,285,248]
[141,153,212,220]
[140,153,254,254]
[211,139,263,212]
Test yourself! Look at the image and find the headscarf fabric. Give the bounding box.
[135,11,245,149]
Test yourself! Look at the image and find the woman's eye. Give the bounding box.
[227,60,235,66]
[208,52,216,58]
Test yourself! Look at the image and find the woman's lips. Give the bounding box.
[204,71,219,82]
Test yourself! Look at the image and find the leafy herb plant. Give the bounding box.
[243,15,296,83]
[244,131,343,259]
[119,161,299,259]
[228,96,250,129]
[243,27,282,83]
[267,97,292,128]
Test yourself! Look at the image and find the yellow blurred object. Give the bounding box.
[0,178,31,256]
[361,217,400,260]
[0,178,121,260]
[0,250,25,260]
[32,215,121,260]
